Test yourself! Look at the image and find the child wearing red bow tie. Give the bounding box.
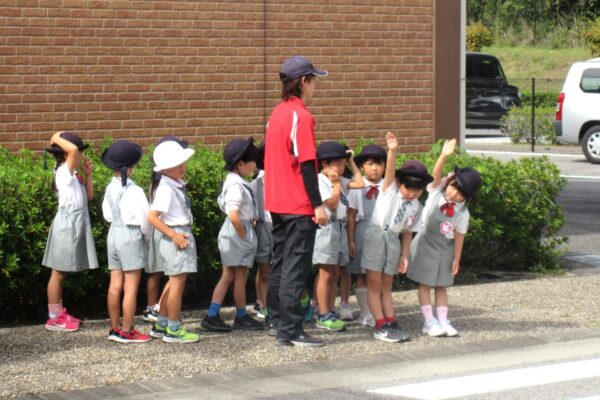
[407,139,481,338]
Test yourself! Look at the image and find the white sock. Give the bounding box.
[355,287,372,318]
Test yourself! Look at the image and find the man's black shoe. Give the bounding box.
[233,314,264,330]
[266,318,279,336]
[276,338,293,346]
[289,333,324,347]
[201,314,232,332]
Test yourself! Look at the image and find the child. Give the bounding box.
[345,144,387,327]
[313,141,364,332]
[361,132,432,343]
[101,140,151,343]
[201,137,264,332]
[148,140,199,343]
[43,131,98,332]
[407,139,481,337]
[248,143,271,320]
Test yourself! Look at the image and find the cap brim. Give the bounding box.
[153,148,195,172]
[354,152,386,165]
[312,68,328,77]
[396,170,434,184]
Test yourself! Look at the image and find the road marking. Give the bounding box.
[368,358,600,400]
[561,174,600,181]
[571,396,600,400]
[466,149,584,158]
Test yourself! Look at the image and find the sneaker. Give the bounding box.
[337,303,354,321]
[201,314,232,332]
[256,306,268,319]
[389,321,411,342]
[357,314,375,327]
[45,313,79,332]
[252,302,262,315]
[422,318,446,337]
[61,308,81,324]
[150,323,167,339]
[233,314,264,331]
[163,325,199,343]
[316,313,346,332]
[290,333,324,347]
[373,323,402,343]
[303,304,315,323]
[266,318,279,336]
[439,319,458,337]
[109,327,151,343]
[142,306,159,323]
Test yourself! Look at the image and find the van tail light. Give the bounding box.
[555,92,565,121]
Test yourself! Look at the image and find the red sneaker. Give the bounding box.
[45,312,79,332]
[108,327,151,343]
[61,308,81,324]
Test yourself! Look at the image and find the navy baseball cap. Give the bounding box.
[279,56,328,82]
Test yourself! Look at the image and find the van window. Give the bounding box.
[580,68,600,92]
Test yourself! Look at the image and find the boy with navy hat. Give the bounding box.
[312,141,364,332]
[101,140,151,343]
[201,137,264,332]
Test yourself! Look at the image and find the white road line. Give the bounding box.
[368,358,600,400]
[466,149,584,158]
[561,175,600,181]
[571,396,600,400]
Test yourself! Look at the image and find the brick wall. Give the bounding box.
[0,0,434,153]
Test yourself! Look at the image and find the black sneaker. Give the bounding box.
[265,318,279,336]
[233,314,264,331]
[201,314,232,332]
[389,321,411,342]
[374,323,402,343]
[290,333,324,347]
[276,338,293,346]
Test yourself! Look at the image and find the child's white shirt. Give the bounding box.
[102,177,151,237]
[218,172,256,221]
[347,177,384,222]
[369,180,422,233]
[248,170,272,223]
[419,177,470,239]
[54,164,85,210]
[150,175,192,226]
[318,173,351,221]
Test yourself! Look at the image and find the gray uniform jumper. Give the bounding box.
[106,187,148,271]
[346,187,378,274]
[42,180,99,272]
[408,199,459,287]
[254,176,273,264]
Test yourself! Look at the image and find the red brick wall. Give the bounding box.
[0,0,434,153]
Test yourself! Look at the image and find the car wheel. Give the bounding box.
[582,126,600,164]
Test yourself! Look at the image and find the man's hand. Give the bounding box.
[313,205,328,225]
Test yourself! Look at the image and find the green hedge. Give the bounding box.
[0,141,567,322]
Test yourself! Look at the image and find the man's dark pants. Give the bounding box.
[267,213,317,341]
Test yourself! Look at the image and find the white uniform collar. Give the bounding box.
[226,171,248,185]
[161,174,185,188]
[112,176,134,187]
[363,176,383,188]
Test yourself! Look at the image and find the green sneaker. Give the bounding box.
[316,313,346,332]
[150,323,167,339]
[162,325,200,343]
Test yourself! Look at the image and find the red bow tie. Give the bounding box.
[440,201,455,217]
[75,172,85,185]
[365,185,379,199]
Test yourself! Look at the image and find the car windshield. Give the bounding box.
[474,57,506,80]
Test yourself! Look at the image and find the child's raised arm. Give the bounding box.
[346,149,365,189]
[431,138,456,189]
[383,131,398,191]
[50,131,79,174]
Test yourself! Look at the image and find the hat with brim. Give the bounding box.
[353,144,387,166]
[153,140,195,172]
[317,141,350,162]
[46,132,89,154]
[157,135,189,149]
[279,56,328,82]
[224,137,259,171]
[453,166,481,199]
[396,160,434,184]
[101,140,143,170]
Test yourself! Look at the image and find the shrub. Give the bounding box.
[501,107,558,145]
[467,23,494,52]
[583,17,600,56]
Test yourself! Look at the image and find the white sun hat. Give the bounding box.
[153,140,195,172]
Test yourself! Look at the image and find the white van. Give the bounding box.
[554,58,600,163]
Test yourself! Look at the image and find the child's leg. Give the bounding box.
[434,286,449,320]
[354,273,372,321]
[316,265,335,315]
[256,262,270,308]
[328,265,340,312]
[146,272,163,308]
[232,266,249,311]
[121,269,142,331]
[366,270,384,324]
[47,269,67,318]
[208,266,235,316]
[380,273,395,321]
[107,270,124,330]
[339,268,351,305]
[418,284,435,322]
[166,273,188,323]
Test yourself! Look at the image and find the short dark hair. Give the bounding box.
[359,157,385,168]
[281,74,315,101]
[399,175,428,190]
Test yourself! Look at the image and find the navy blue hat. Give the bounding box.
[353,144,387,166]
[46,132,89,154]
[224,137,259,171]
[317,141,351,162]
[453,166,481,199]
[279,56,328,82]
[396,160,434,184]
[102,140,143,186]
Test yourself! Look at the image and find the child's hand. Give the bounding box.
[238,228,247,240]
[324,167,340,183]
[50,131,64,145]
[172,232,189,250]
[346,149,354,158]
[451,259,460,275]
[441,139,457,157]
[349,241,356,258]
[397,257,408,274]
[82,158,93,177]
[386,132,398,151]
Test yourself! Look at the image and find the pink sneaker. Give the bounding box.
[108,327,151,343]
[61,308,81,324]
[45,312,79,332]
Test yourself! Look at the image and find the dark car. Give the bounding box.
[466,52,521,129]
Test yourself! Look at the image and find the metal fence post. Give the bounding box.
[531,78,536,152]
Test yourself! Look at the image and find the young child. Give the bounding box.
[147,139,199,343]
[345,144,387,327]
[101,140,151,343]
[43,131,98,332]
[201,137,264,332]
[361,132,432,343]
[407,139,481,337]
[313,141,364,332]
[248,143,271,320]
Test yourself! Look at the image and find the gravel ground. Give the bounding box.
[2,272,600,399]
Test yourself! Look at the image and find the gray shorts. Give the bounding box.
[345,219,368,275]
[361,224,401,276]
[146,228,164,274]
[255,220,273,264]
[218,219,257,268]
[107,223,148,271]
[312,220,349,266]
[156,225,197,276]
